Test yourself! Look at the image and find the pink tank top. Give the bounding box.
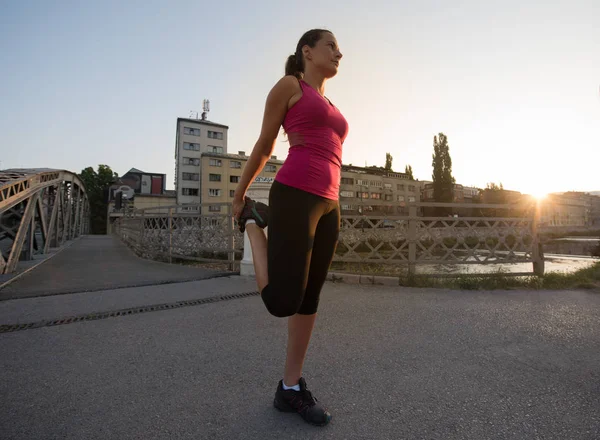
[275,79,349,201]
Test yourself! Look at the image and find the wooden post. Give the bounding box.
[408,205,417,277]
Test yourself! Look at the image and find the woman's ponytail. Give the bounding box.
[285,53,303,79]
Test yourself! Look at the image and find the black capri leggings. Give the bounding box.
[261,181,340,318]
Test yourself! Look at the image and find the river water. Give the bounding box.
[416,237,599,275]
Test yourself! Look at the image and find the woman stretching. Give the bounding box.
[233,28,347,427]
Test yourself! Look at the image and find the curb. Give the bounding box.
[327,272,400,286]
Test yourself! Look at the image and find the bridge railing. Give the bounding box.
[113,203,243,270]
[114,200,544,277]
[0,169,89,275]
[335,202,543,277]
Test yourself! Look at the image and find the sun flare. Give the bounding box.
[530,190,548,201]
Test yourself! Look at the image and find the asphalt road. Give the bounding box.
[1,276,598,439]
[0,236,227,300]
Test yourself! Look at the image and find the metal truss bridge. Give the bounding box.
[0,169,89,274]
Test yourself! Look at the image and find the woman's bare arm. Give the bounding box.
[233,76,299,203]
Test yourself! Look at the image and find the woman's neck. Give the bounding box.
[301,71,327,96]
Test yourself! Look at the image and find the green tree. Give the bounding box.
[486,182,504,191]
[405,164,414,180]
[79,164,118,234]
[385,152,393,172]
[431,133,456,204]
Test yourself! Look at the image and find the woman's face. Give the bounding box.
[304,32,343,78]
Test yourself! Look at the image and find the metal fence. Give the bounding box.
[114,201,544,276]
[336,203,543,277]
[114,203,244,270]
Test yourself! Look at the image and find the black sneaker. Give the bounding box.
[273,377,332,426]
[237,197,269,233]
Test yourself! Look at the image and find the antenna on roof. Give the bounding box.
[201,99,210,120]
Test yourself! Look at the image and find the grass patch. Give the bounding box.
[542,229,600,240]
[330,261,600,290]
[394,262,600,290]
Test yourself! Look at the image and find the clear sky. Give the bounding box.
[1,0,599,196]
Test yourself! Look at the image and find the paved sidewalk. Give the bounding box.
[1,275,599,440]
[0,236,228,300]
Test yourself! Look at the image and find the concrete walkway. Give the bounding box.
[1,271,599,439]
[0,235,228,300]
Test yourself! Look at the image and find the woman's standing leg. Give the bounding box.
[244,216,318,387]
[283,204,340,386]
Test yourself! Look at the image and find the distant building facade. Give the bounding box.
[107,168,174,233]
[541,192,600,227]
[174,116,229,206]
[338,165,422,215]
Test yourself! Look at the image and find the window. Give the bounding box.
[384,183,392,189]
[209,159,222,167]
[265,165,277,173]
[371,181,382,188]
[408,185,416,192]
[183,142,200,151]
[357,192,369,199]
[207,130,224,140]
[209,174,221,182]
[209,205,221,212]
[182,157,200,166]
[341,204,356,211]
[341,177,354,185]
[357,179,368,186]
[371,193,381,200]
[208,189,221,197]
[397,195,405,202]
[384,194,393,201]
[408,196,416,203]
[230,161,242,168]
[230,175,240,183]
[183,127,200,136]
[182,188,198,196]
[340,190,354,198]
[182,206,199,212]
[182,172,199,181]
[397,184,405,191]
[208,145,223,153]
[229,190,235,197]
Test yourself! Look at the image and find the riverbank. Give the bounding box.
[396,262,600,290]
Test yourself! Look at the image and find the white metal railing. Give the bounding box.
[336,203,544,277]
[114,201,544,276]
[113,203,243,270]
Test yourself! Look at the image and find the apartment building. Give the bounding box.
[174,116,229,205]
[179,151,284,214]
[338,165,422,215]
[106,168,175,233]
[541,192,600,227]
[421,182,466,203]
